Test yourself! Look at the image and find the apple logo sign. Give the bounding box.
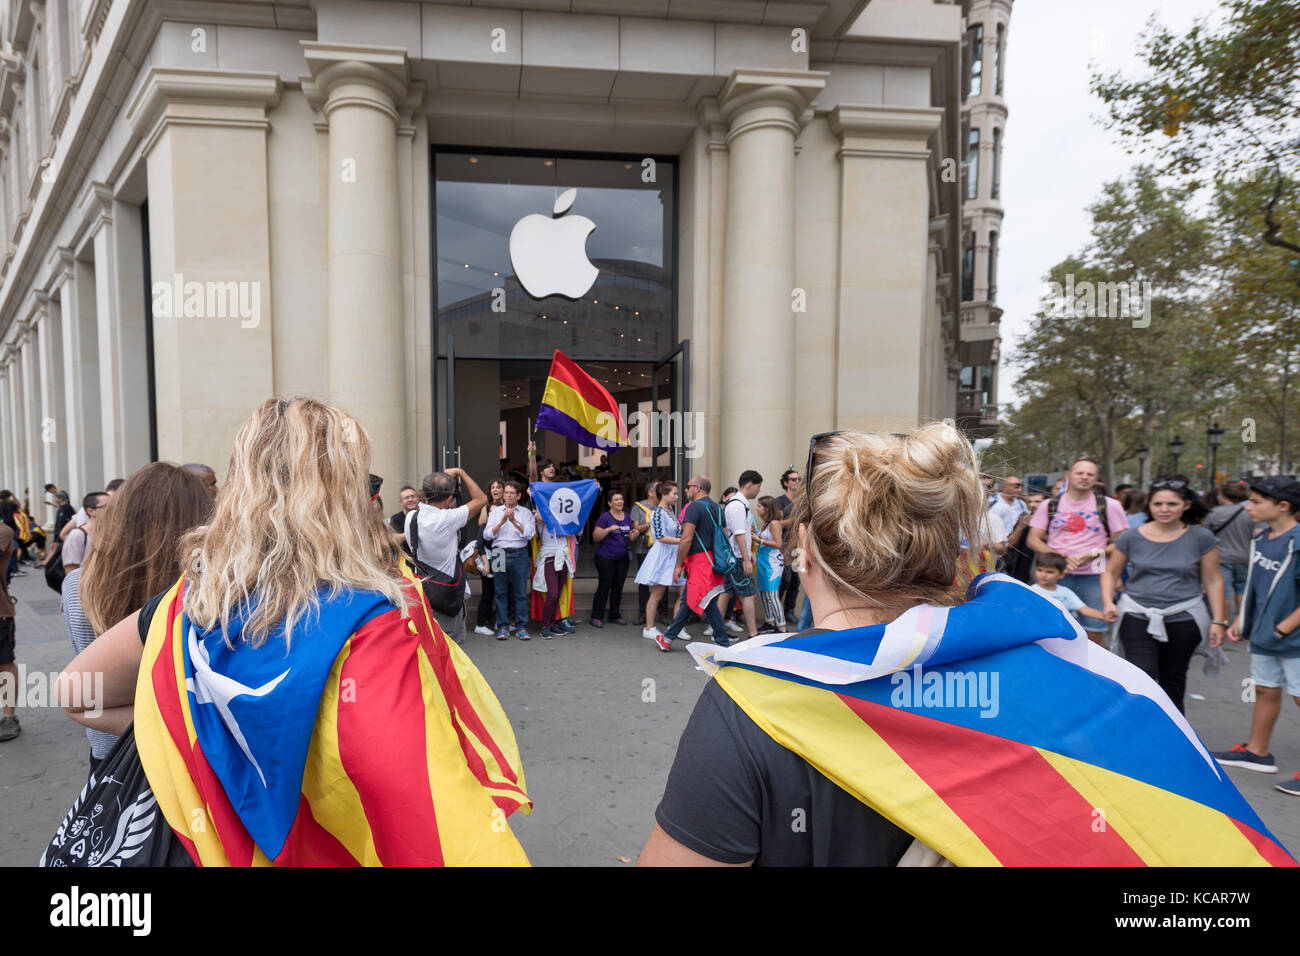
[508,187,599,300]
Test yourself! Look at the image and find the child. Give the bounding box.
[754,496,786,633]
[1030,552,1106,624]
[1211,476,1300,795]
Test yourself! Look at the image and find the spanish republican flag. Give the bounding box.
[690,573,1295,867]
[134,566,531,866]
[535,349,628,448]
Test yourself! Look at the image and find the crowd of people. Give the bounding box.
[979,459,1300,796]
[0,398,1294,866]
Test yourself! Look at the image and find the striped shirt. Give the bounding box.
[61,568,120,759]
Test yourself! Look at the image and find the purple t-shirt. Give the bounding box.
[595,511,634,560]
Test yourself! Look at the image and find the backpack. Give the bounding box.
[45,545,67,593]
[405,510,465,618]
[1046,490,1111,535]
[634,501,656,547]
[699,500,738,576]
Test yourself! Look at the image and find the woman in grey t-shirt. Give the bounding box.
[1101,477,1228,713]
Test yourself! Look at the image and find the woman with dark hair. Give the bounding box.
[1123,488,1148,528]
[66,463,212,771]
[1101,475,1227,713]
[472,479,506,635]
[590,490,640,627]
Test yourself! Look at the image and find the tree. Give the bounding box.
[991,171,1223,488]
[1092,0,1300,270]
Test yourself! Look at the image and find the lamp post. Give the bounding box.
[1136,444,1149,487]
[1207,422,1225,487]
[1169,435,1186,475]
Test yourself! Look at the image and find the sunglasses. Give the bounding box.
[1152,479,1189,490]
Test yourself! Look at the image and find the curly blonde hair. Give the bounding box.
[179,396,410,648]
[786,422,987,614]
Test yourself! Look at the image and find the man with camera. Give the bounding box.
[407,468,488,645]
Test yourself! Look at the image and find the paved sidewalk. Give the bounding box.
[2,568,1297,865]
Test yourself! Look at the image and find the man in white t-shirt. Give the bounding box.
[988,476,1028,535]
[722,470,762,640]
[406,467,487,645]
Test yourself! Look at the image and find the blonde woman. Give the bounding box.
[57,397,530,866]
[639,425,1291,867]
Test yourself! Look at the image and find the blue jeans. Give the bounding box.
[494,548,531,631]
[796,596,814,632]
[1061,572,1106,632]
[1221,562,1248,598]
[664,587,728,646]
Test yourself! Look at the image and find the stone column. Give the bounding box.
[36,292,68,509]
[3,350,23,497]
[0,361,11,490]
[303,44,413,488]
[126,69,282,476]
[20,326,41,504]
[829,104,943,432]
[53,249,105,496]
[717,69,824,489]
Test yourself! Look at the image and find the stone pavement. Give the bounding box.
[1,567,1297,866]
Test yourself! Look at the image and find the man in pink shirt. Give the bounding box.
[1027,458,1128,645]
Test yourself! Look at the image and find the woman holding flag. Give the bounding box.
[639,424,1293,867]
[56,397,531,866]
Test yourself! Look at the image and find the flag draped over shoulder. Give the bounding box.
[689,573,1295,867]
[535,350,628,449]
[134,567,531,866]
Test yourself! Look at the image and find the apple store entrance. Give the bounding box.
[431,148,682,578]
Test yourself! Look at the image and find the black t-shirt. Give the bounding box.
[389,511,408,536]
[777,494,793,519]
[680,499,722,556]
[655,676,915,866]
[138,590,169,644]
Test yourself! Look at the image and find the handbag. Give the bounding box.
[40,724,193,867]
[406,509,466,617]
[45,543,67,593]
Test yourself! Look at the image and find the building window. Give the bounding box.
[433,150,675,361]
[964,24,984,100]
[964,129,979,201]
[959,364,994,407]
[995,23,1005,95]
[988,230,998,302]
[962,232,975,302]
[991,128,1001,200]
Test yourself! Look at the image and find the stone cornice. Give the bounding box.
[301,42,412,119]
[125,67,283,155]
[829,103,943,159]
[718,68,827,140]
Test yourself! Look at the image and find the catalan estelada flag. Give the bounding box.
[535,349,628,448]
[689,573,1295,867]
[134,566,531,866]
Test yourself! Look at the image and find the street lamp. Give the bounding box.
[1207,422,1225,486]
[1169,435,1186,474]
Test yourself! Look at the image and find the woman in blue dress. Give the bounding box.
[634,480,683,640]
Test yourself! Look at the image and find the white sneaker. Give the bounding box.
[473,625,494,636]
[726,620,744,633]
[642,627,662,639]
[703,626,713,637]
[679,630,693,641]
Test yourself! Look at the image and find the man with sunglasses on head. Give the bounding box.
[990,476,1033,583]
[1027,458,1128,645]
[653,476,731,652]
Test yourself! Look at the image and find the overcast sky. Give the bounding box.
[997,0,1226,407]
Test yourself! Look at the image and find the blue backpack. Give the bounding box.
[700,500,739,575]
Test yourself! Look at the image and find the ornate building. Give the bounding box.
[0,0,973,514]
[956,0,1010,438]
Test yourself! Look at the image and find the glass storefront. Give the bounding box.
[431,149,681,578]
[433,150,675,361]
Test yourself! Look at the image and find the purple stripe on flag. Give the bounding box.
[536,404,624,449]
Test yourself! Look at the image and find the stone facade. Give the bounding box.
[0,0,973,518]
